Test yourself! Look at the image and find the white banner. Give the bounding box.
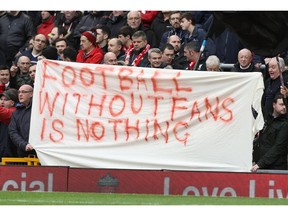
[30,60,264,172]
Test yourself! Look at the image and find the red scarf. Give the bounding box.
[189,60,196,70]
[125,44,150,66]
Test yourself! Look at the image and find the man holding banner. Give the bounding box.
[252,94,288,172]
[30,59,264,172]
[9,84,36,157]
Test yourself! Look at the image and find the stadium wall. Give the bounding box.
[0,166,288,199]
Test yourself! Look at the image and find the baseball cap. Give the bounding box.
[0,89,19,103]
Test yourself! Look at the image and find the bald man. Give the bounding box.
[231,48,261,72]
[9,55,32,89]
[9,84,36,157]
[103,52,118,65]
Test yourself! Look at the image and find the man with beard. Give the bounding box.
[159,11,187,49]
[167,35,187,69]
[251,94,288,172]
[54,38,69,60]
[48,26,67,46]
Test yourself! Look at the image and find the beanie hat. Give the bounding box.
[82,31,96,46]
[0,88,19,103]
[42,46,58,60]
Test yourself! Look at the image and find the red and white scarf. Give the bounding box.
[125,44,150,66]
[189,60,196,70]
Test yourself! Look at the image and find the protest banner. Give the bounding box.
[30,60,264,172]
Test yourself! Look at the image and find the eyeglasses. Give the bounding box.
[18,90,33,94]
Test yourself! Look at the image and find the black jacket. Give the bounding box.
[262,72,288,117]
[230,62,262,73]
[253,114,288,170]
[0,123,17,160]
[74,11,110,38]
[125,46,150,67]
[8,100,36,157]
[0,12,35,66]
[150,12,172,48]
[106,12,127,38]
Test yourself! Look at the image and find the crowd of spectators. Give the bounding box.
[0,10,288,172]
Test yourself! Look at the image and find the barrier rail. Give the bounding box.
[1,155,40,166]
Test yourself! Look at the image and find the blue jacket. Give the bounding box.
[183,25,216,58]
[159,28,188,49]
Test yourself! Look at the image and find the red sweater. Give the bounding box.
[0,106,16,125]
[37,16,56,38]
[76,46,104,64]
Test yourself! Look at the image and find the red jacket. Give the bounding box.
[141,11,159,27]
[37,16,56,38]
[76,46,104,64]
[0,106,16,125]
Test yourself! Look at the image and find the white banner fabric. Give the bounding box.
[30,60,264,172]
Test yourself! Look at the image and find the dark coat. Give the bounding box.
[9,72,32,90]
[0,12,35,66]
[150,12,172,48]
[74,11,110,38]
[230,62,262,73]
[125,46,149,67]
[159,28,188,49]
[262,72,288,117]
[106,13,127,38]
[55,11,83,50]
[253,114,288,170]
[8,100,36,157]
[214,29,244,64]
[0,123,17,160]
